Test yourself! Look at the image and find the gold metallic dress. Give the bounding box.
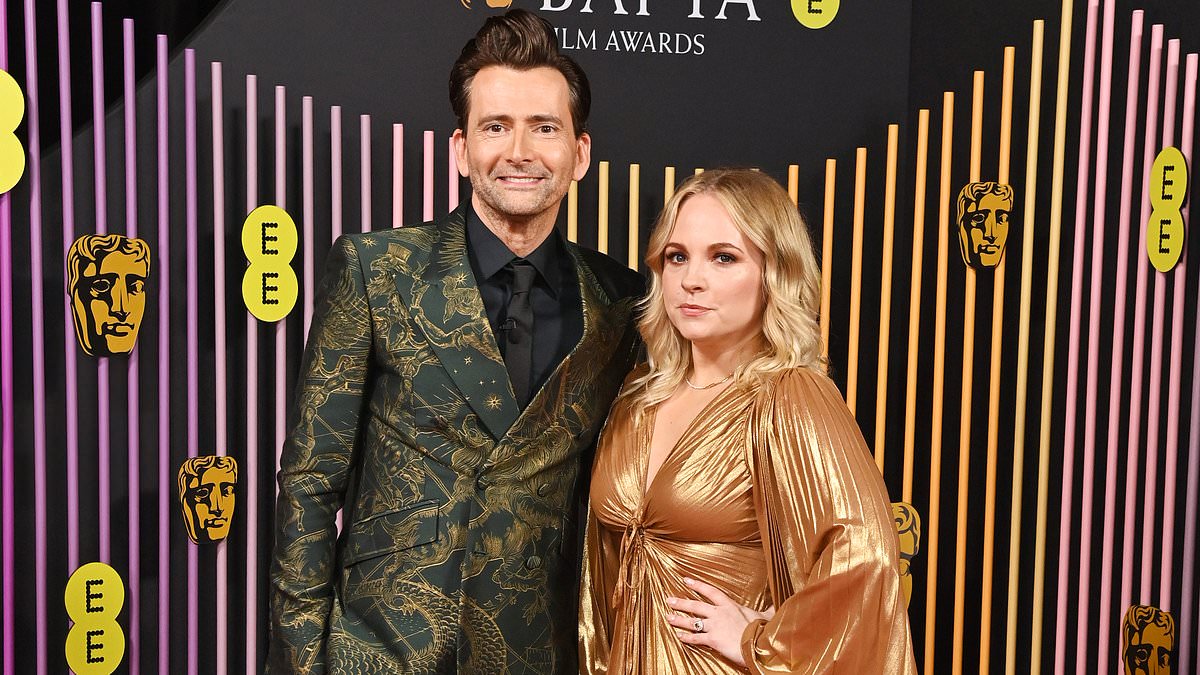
[580,367,917,674]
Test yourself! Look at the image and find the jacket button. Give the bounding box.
[536,483,550,497]
[525,555,542,570]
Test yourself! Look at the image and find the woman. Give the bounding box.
[579,169,916,673]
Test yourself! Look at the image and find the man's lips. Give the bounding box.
[496,175,547,185]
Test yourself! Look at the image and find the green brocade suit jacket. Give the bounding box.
[268,206,644,674]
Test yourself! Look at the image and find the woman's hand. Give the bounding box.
[665,577,776,667]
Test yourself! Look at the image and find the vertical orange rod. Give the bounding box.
[820,159,836,360]
[787,164,799,206]
[902,110,931,503]
[847,148,867,415]
[924,91,955,675]
[875,125,900,472]
[598,161,610,254]
[628,163,640,271]
[567,180,578,243]
[664,166,676,204]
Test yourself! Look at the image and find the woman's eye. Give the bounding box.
[715,253,736,264]
[665,252,685,264]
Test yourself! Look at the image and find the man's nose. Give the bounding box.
[506,130,532,163]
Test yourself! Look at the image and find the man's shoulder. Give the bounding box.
[570,244,646,302]
[337,217,455,258]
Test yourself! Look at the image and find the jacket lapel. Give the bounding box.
[398,207,520,440]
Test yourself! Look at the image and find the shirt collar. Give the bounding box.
[466,204,567,297]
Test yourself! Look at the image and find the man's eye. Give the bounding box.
[537,124,556,134]
[485,124,505,134]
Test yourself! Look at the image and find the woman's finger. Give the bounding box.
[665,612,708,632]
[666,596,714,616]
[683,577,732,606]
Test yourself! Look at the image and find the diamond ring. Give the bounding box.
[692,618,705,633]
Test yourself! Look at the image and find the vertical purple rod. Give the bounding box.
[155,33,170,675]
[423,130,434,221]
[360,114,371,233]
[1158,47,1195,610]
[244,74,260,675]
[1052,2,1100,670]
[1119,22,1163,626]
[122,17,141,674]
[274,86,286,502]
[393,123,403,228]
[448,136,459,210]
[0,4,13,671]
[1139,38,1179,602]
[184,47,199,675]
[1179,52,1200,675]
[21,0,48,671]
[56,0,81,577]
[1074,0,1117,662]
[1095,12,1143,670]
[89,0,112,564]
[211,60,229,675]
[302,97,314,337]
[331,106,342,241]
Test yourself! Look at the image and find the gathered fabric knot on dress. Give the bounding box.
[613,520,648,615]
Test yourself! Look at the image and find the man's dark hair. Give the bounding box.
[449,8,591,136]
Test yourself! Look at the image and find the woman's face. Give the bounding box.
[661,193,766,355]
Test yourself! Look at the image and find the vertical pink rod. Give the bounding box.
[448,136,459,210]
[331,106,342,241]
[1140,38,1179,603]
[1178,52,1200,675]
[1096,12,1143,671]
[56,0,81,579]
[302,97,314,337]
[0,5,12,672]
[393,123,403,227]
[90,0,112,564]
[243,73,260,675]
[1053,3,1100,671]
[122,18,141,675]
[1119,22,1163,631]
[423,130,434,221]
[274,87,287,507]
[1159,49,1195,612]
[21,0,49,671]
[155,34,170,675]
[211,60,229,675]
[360,114,371,232]
[1074,0,1117,665]
[184,47,199,675]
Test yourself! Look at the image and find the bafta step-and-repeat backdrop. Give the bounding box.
[0,0,1198,672]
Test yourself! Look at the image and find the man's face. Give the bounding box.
[73,249,148,356]
[1125,622,1173,674]
[453,66,590,229]
[184,466,236,543]
[958,191,1011,268]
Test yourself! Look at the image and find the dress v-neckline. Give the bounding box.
[639,383,736,500]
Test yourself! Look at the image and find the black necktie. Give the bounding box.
[504,260,536,407]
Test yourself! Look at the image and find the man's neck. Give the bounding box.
[472,196,559,258]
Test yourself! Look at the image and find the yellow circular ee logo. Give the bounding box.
[64,562,126,675]
[0,68,27,194]
[1145,146,1189,273]
[792,0,840,29]
[241,205,299,322]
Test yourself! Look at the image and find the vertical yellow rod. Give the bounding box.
[847,148,867,415]
[875,125,900,472]
[952,69,985,675]
[567,180,579,243]
[821,159,836,360]
[979,46,1015,672]
[694,167,704,175]
[788,164,800,206]
[597,161,610,254]
[664,166,676,204]
[924,92,955,675]
[628,163,640,271]
[902,110,931,503]
[1005,21,1044,675]
[1031,3,1074,671]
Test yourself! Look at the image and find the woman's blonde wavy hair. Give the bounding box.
[622,168,825,413]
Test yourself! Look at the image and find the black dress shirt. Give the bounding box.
[466,206,584,404]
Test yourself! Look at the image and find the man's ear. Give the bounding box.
[453,129,470,179]
[573,132,592,182]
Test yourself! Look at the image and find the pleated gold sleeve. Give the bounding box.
[740,368,916,673]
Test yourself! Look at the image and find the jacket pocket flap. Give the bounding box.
[342,500,439,567]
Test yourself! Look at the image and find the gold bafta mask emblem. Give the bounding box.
[177,456,238,544]
[956,182,1013,269]
[1123,604,1174,674]
[67,233,150,357]
[891,501,921,608]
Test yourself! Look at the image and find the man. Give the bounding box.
[66,233,150,357]
[177,455,238,544]
[955,181,1013,269]
[268,9,644,674]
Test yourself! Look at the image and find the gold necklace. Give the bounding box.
[684,372,733,390]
